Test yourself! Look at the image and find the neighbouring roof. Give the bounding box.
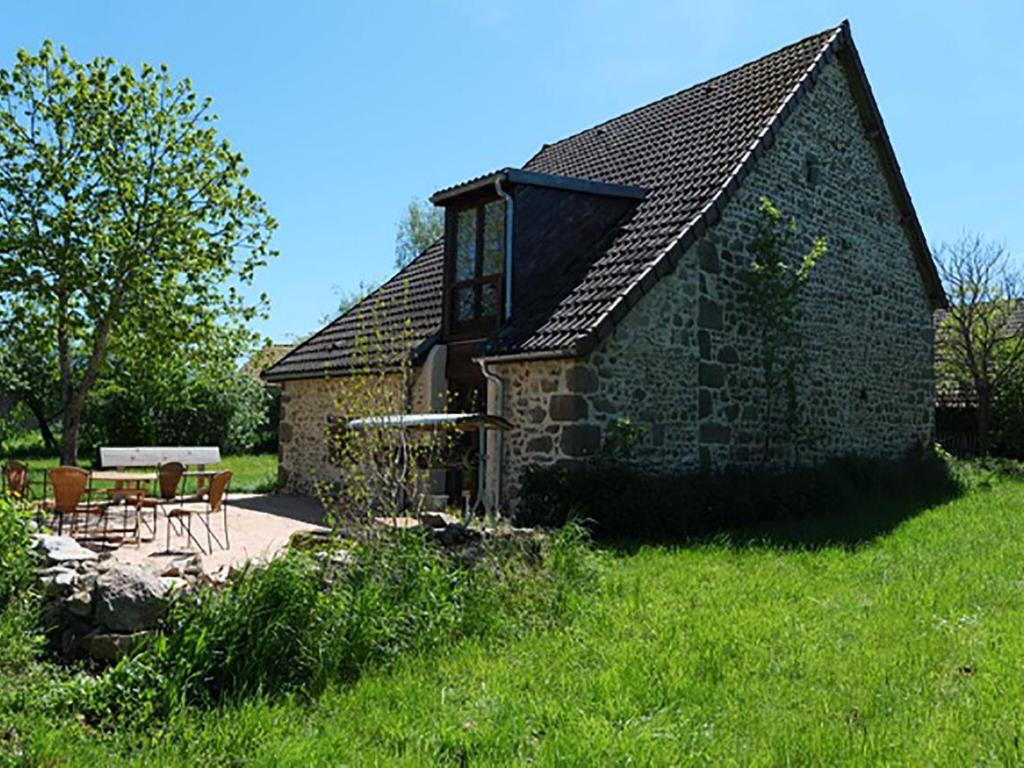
[265,20,942,382]
[241,343,295,379]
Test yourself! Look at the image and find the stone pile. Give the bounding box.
[33,535,203,662]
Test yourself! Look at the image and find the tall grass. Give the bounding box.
[65,525,601,726]
[28,471,1024,766]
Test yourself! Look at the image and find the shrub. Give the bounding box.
[81,368,273,457]
[517,447,963,540]
[0,498,42,671]
[0,498,34,609]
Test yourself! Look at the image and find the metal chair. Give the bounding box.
[166,470,232,554]
[2,460,30,499]
[49,466,112,538]
[138,461,185,535]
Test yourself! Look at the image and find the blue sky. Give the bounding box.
[2,1,1021,342]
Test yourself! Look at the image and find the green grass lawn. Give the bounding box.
[10,474,1024,765]
[3,452,277,497]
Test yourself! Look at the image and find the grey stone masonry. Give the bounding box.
[492,54,933,509]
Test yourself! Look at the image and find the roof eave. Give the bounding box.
[430,168,648,205]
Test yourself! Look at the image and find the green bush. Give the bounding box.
[0,497,42,671]
[81,369,274,457]
[0,498,34,609]
[72,526,600,724]
[517,448,963,540]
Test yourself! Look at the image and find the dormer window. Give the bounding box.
[447,198,505,335]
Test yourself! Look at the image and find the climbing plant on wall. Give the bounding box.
[741,196,827,465]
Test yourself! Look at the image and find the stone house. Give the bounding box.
[264,21,944,511]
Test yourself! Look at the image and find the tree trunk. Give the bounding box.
[60,405,81,466]
[24,397,59,454]
[976,391,993,456]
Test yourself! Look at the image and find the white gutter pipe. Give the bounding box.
[476,358,505,516]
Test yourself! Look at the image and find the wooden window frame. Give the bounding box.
[443,194,506,340]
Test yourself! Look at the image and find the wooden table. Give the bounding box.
[184,469,219,496]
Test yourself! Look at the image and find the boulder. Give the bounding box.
[33,535,98,564]
[160,553,203,578]
[94,564,169,632]
[65,589,94,618]
[79,629,150,662]
[430,522,481,547]
[42,568,77,598]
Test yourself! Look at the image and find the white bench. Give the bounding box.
[99,446,221,470]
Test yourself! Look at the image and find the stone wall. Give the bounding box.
[490,256,701,505]
[691,57,934,469]
[492,55,934,507]
[278,365,437,496]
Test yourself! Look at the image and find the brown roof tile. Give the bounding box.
[266,21,941,381]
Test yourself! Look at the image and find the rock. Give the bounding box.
[430,522,481,547]
[79,629,150,662]
[160,576,188,592]
[33,535,98,564]
[421,511,460,529]
[161,554,202,578]
[289,529,333,551]
[65,589,93,618]
[207,565,231,585]
[94,564,169,632]
[43,568,77,598]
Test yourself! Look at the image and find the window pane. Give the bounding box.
[480,283,498,319]
[455,286,475,322]
[455,209,477,281]
[482,201,505,276]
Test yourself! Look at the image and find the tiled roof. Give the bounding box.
[263,240,444,380]
[266,20,941,381]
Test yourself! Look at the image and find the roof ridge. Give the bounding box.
[568,22,847,357]
[523,22,846,171]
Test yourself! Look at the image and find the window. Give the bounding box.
[448,198,505,333]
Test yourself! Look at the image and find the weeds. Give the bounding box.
[65,524,601,726]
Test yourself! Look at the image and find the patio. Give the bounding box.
[109,492,327,573]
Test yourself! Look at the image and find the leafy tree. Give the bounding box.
[935,233,1024,455]
[741,197,827,465]
[80,341,274,457]
[0,42,276,464]
[322,291,449,525]
[393,197,442,270]
[0,311,61,452]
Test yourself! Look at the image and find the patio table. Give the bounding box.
[88,471,157,544]
[183,469,219,496]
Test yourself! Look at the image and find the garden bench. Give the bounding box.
[99,446,222,495]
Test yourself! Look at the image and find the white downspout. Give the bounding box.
[477,358,505,516]
[476,173,513,516]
